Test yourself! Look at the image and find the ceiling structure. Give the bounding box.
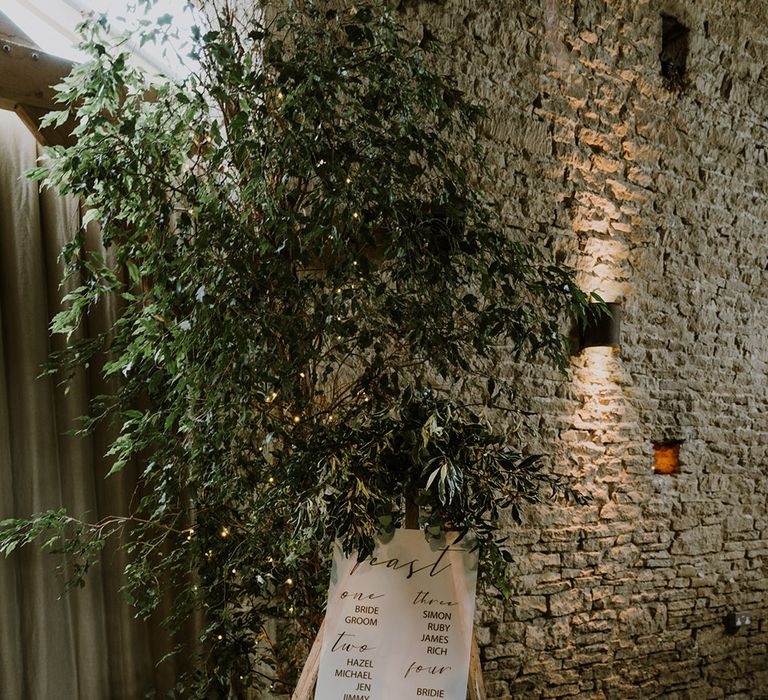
[0,10,76,146]
[0,0,198,146]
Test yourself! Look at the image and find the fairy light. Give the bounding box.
[268,476,275,484]
[217,634,223,641]
[299,372,305,378]
[286,577,294,586]
[231,568,237,574]
[221,527,230,538]
[352,212,359,219]
[353,260,358,266]
[293,415,301,424]
[345,177,352,184]
[206,549,213,558]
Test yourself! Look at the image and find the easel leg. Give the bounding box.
[291,619,325,700]
[467,628,486,700]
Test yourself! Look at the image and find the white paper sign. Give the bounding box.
[314,529,478,700]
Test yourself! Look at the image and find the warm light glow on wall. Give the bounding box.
[570,346,624,425]
[576,236,630,301]
[564,344,629,507]
[573,346,620,390]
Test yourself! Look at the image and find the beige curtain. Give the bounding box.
[0,110,186,699]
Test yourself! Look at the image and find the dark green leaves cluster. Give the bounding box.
[0,509,111,592]
[3,0,590,694]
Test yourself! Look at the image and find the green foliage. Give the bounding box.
[0,509,111,591]
[2,0,591,695]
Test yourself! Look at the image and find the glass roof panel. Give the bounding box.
[3,0,199,78]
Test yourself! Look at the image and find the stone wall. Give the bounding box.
[399,0,768,697]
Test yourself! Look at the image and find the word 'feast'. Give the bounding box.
[350,546,466,580]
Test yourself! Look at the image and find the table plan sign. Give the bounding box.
[314,529,478,700]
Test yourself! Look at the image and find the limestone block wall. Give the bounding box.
[399,0,768,697]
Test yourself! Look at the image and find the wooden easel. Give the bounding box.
[291,499,486,700]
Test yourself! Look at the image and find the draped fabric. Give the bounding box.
[0,110,185,699]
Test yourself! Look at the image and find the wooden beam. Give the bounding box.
[0,37,73,112]
[0,29,76,147]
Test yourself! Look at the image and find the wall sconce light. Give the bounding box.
[580,302,622,350]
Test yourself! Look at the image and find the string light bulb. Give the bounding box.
[286,577,294,586]
[221,527,230,538]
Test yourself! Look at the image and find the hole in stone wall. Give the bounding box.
[660,15,689,91]
[419,27,436,49]
[653,440,682,474]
